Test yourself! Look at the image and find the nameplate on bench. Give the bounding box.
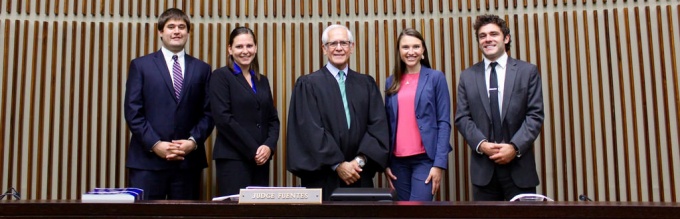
[238,188,322,204]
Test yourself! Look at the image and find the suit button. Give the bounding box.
[256,124,261,128]
[416,116,420,119]
[418,126,422,130]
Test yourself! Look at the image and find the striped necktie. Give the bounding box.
[172,55,183,100]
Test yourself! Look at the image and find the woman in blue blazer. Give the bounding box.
[384,28,452,201]
[209,27,280,196]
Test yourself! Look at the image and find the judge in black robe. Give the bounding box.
[286,25,390,200]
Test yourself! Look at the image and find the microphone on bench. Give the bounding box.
[578,194,593,201]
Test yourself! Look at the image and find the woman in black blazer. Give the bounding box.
[209,27,280,196]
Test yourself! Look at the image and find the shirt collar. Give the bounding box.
[484,52,508,70]
[232,62,255,76]
[161,46,185,61]
[325,63,349,78]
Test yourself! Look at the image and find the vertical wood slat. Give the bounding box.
[381,20,388,87]
[75,21,86,199]
[236,0,240,17]
[199,0,204,17]
[36,21,49,200]
[564,11,590,200]
[5,20,18,200]
[227,0,231,17]
[354,21,360,75]
[96,22,104,189]
[336,0,341,16]
[603,9,623,202]
[561,11,578,201]
[628,7,649,201]
[542,12,558,202]
[66,21,78,200]
[13,19,28,200]
[84,21,95,196]
[447,17,459,201]
[105,22,113,189]
[581,10,600,201]
[617,7,639,200]
[622,7,642,202]
[644,7,662,202]
[124,22,132,192]
[0,19,9,199]
[612,8,632,202]
[633,7,653,202]
[533,13,547,197]
[461,16,471,201]
[428,19,435,69]
[56,21,68,199]
[654,2,677,204]
[670,5,680,202]
[572,11,589,202]
[362,22,368,76]
[593,10,614,201]
[355,0,359,15]
[553,12,567,201]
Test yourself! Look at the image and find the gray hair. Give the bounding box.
[321,24,354,44]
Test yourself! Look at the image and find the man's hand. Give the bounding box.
[425,167,443,195]
[384,167,397,190]
[479,141,500,157]
[153,141,186,161]
[172,139,197,154]
[336,161,362,185]
[488,143,517,165]
[254,145,271,165]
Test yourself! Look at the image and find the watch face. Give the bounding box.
[356,158,365,167]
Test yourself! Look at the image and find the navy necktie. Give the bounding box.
[489,62,502,143]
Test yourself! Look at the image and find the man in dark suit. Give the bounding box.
[124,8,213,200]
[454,14,544,201]
[287,24,390,200]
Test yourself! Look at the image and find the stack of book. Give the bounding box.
[81,188,143,203]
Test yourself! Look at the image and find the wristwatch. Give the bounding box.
[354,156,366,168]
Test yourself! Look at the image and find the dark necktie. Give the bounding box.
[489,62,502,143]
[172,55,183,100]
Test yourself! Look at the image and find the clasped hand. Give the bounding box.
[481,142,517,165]
[336,160,363,185]
[153,139,196,161]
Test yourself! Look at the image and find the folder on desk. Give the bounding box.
[82,187,143,203]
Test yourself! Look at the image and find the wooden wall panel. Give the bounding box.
[0,0,679,202]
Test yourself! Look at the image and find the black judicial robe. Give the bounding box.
[286,67,389,192]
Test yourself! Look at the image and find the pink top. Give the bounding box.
[394,73,426,157]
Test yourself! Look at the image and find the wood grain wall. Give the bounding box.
[1,0,679,202]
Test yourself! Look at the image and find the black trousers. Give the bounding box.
[128,168,202,200]
[472,164,536,201]
[215,159,270,196]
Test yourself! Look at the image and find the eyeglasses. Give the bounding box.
[324,41,352,49]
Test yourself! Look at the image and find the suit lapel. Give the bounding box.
[502,58,518,121]
[389,91,398,120]
[474,62,492,120]
[414,67,430,112]
[152,51,176,102]
[178,54,195,103]
[234,71,258,99]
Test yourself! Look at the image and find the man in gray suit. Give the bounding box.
[454,14,544,201]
